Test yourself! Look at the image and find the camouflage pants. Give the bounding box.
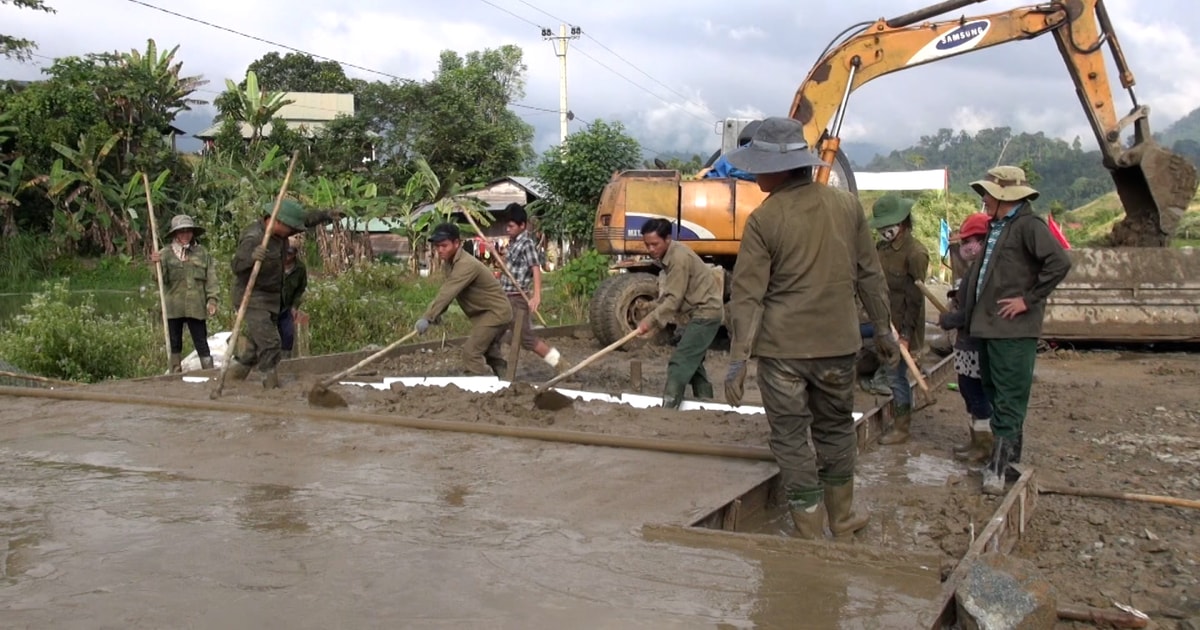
[756,354,859,506]
[462,321,508,376]
[236,307,282,372]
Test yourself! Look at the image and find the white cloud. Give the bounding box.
[950,106,998,135]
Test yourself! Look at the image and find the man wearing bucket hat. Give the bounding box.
[724,116,898,541]
[228,199,334,388]
[870,194,930,446]
[150,214,219,373]
[961,165,1071,495]
[417,222,513,377]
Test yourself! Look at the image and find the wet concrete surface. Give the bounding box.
[1,395,940,628]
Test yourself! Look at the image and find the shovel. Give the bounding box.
[533,329,640,410]
[308,329,420,408]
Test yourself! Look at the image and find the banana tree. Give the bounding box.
[304,172,388,273]
[46,132,140,255]
[399,163,494,274]
[109,39,208,161]
[0,156,36,237]
[223,70,293,146]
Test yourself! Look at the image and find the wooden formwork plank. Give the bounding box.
[925,468,1039,629]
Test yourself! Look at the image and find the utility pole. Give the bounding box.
[542,23,581,146]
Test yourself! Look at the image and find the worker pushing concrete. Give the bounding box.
[416,222,514,377]
[634,217,724,409]
[723,117,899,540]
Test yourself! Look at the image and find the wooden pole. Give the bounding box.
[1038,483,1200,510]
[0,370,78,387]
[210,151,300,399]
[142,172,172,372]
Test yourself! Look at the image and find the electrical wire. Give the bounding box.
[572,43,714,128]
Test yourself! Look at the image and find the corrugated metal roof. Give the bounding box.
[508,176,549,199]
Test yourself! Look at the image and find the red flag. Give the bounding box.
[1047,214,1071,250]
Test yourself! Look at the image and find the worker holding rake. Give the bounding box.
[416,222,513,377]
[634,217,724,409]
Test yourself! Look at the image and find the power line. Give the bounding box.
[117,0,556,114]
[477,0,543,29]
[571,43,714,128]
[513,0,568,25]
[582,33,714,117]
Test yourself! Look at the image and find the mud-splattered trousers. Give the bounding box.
[663,317,722,407]
[756,355,859,508]
[461,321,509,377]
[237,307,282,371]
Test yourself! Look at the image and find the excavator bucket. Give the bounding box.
[1108,140,1199,247]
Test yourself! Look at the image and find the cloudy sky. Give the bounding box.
[3,0,1198,161]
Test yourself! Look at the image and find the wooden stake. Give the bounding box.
[505,309,524,382]
[630,360,642,393]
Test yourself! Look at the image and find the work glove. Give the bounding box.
[875,329,902,368]
[724,360,748,407]
[414,318,431,335]
[251,245,269,262]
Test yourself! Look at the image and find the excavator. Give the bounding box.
[588,0,1200,346]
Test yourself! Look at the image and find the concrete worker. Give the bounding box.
[961,165,1071,495]
[871,195,930,446]
[150,214,219,373]
[499,203,572,375]
[228,199,335,388]
[937,213,995,465]
[278,241,308,359]
[416,222,514,377]
[723,117,899,540]
[633,217,724,409]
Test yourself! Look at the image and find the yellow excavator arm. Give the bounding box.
[790,0,1197,247]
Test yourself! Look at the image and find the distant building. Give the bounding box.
[194,92,358,152]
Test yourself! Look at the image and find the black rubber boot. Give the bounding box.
[662,381,686,409]
[199,356,214,370]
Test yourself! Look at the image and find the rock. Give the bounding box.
[956,553,1058,630]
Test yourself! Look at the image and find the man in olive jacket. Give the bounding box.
[724,117,899,541]
[416,222,514,376]
[634,217,724,409]
[961,165,1071,495]
[229,199,334,388]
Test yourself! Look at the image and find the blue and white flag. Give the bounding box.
[939,218,951,258]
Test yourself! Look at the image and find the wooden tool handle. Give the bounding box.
[914,281,950,314]
[1039,483,1200,510]
[143,172,172,369]
[891,323,929,394]
[317,329,420,388]
[538,329,640,391]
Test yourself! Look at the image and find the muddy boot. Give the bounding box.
[787,487,827,540]
[1004,432,1024,481]
[261,368,280,390]
[228,359,253,381]
[553,357,573,376]
[981,437,1014,496]
[169,353,182,374]
[199,356,214,370]
[487,358,508,378]
[879,405,912,445]
[280,349,293,360]
[954,420,994,464]
[822,477,869,541]
[662,381,686,409]
[952,419,977,458]
[691,381,714,401]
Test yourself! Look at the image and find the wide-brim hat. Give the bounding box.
[970,165,1039,202]
[869,195,915,229]
[725,117,828,175]
[166,214,204,238]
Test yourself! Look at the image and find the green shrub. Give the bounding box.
[557,249,610,298]
[0,234,62,289]
[0,281,161,382]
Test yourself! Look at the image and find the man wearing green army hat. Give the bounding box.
[870,194,929,446]
[227,199,336,388]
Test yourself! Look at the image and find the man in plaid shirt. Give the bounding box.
[501,204,571,374]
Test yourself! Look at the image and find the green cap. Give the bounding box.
[870,195,915,229]
[266,199,306,231]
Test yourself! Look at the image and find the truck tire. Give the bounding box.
[589,272,663,347]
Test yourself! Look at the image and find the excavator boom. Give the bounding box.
[792,0,1197,246]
